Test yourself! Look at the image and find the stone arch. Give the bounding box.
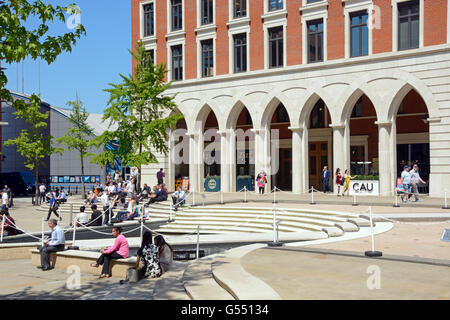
[192,99,222,133]
[338,87,382,124]
[258,93,295,130]
[225,99,255,130]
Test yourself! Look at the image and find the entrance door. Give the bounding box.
[271,148,292,191]
[309,142,328,190]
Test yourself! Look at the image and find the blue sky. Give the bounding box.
[4,0,132,114]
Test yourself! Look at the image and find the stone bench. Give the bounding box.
[31,249,136,278]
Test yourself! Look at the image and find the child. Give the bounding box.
[396,178,406,202]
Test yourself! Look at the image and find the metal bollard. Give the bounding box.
[0,215,5,242]
[352,194,358,206]
[443,191,449,210]
[196,225,200,261]
[393,189,400,208]
[365,207,382,257]
[244,186,247,203]
[70,204,73,226]
[310,187,316,205]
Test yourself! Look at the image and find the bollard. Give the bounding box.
[41,217,45,247]
[244,186,248,203]
[220,190,225,205]
[196,225,200,261]
[109,206,112,225]
[352,194,358,206]
[140,215,144,244]
[365,207,382,257]
[72,219,76,247]
[310,187,316,205]
[443,191,450,210]
[393,188,400,208]
[70,204,73,227]
[0,215,5,242]
[192,191,196,207]
[272,187,277,204]
[168,204,174,223]
[268,204,283,247]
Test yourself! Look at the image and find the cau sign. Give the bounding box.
[349,180,379,196]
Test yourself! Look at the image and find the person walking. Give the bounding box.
[410,164,426,203]
[46,193,61,221]
[135,231,161,279]
[38,219,65,271]
[335,168,343,196]
[157,169,165,185]
[39,184,47,204]
[1,190,8,211]
[400,165,412,203]
[256,170,267,195]
[343,169,354,196]
[90,226,129,278]
[322,166,330,193]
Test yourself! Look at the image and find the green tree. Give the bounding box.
[4,95,63,202]
[0,0,85,204]
[56,97,94,199]
[90,42,183,190]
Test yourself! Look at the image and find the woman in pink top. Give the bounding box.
[90,226,129,278]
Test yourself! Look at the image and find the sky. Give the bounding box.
[4,0,132,114]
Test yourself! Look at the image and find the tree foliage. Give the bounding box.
[56,97,94,198]
[0,0,85,203]
[90,42,183,185]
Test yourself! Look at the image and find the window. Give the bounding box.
[143,3,154,37]
[171,0,183,31]
[307,0,322,3]
[308,20,323,63]
[171,45,183,81]
[201,40,214,77]
[234,33,247,73]
[398,0,419,50]
[268,0,283,11]
[143,49,154,67]
[310,99,326,129]
[350,11,368,57]
[276,104,289,123]
[234,0,246,18]
[351,97,363,118]
[269,27,283,68]
[201,0,214,25]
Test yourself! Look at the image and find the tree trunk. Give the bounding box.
[81,153,86,199]
[34,161,39,206]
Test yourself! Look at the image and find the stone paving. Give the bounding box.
[240,248,450,300]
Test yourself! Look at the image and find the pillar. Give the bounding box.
[331,123,348,194]
[376,121,393,196]
[219,130,231,193]
[187,132,203,193]
[252,128,271,194]
[289,126,306,194]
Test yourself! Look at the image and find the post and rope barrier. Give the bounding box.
[196,225,200,261]
[365,206,382,257]
[310,187,316,205]
[443,191,449,210]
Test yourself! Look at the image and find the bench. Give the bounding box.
[30,249,136,278]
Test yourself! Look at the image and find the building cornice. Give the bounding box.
[167,44,450,89]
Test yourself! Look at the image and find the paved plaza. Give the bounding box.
[1,195,449,300]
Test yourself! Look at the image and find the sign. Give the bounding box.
[208,179,217,190]
[441,229,450,242]
[349,180,379,196]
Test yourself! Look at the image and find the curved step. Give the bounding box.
[183,257,235,300]
[152,261,190,300]
[211,244,281,300]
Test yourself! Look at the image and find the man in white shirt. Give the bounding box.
[410,164,426,203]
[39,184,46,204]
[1,191,8,210]
[76,206,89,227]
[101,191,113,225]
[127,179,135,197]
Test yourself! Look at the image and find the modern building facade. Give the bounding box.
[1,92,108,192]
[132,0,450,197]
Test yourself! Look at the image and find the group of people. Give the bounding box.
[38,219,174,281]
[398,164,426,203]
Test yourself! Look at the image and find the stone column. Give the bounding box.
[331,123,347,194]
[187,132,203,193]
[289,126,305,194]
[376,121,393,196]
[252,128,271,194]
[428,117,445,197]
[166,129,176,192]
[228,129,237,192]
[219,130,231,193]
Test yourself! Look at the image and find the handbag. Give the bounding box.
[126,267,140,283]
